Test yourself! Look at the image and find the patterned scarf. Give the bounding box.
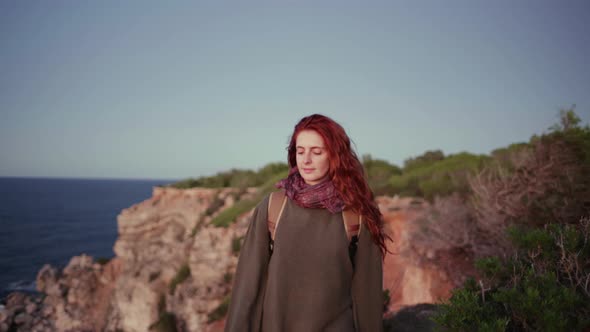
[276,167,345,214]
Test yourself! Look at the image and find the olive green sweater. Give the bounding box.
[225,193,383,332]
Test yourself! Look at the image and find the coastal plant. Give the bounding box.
[167,162,288,189]
[149,295,178,332]
[468,111,590,258]
[362,154,402,195]
[212,170,288,228]
[95,256,111,265]
[388,151,489,200]
[169,264,191,295]
[208,294,231,323]
[190,214,205,237]
[205,193,225,216]
[231,235,244,255]
[223,272,233,284]
[433,217,590,331]
[408,108,589,267]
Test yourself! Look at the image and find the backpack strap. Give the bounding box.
[342,209,362,267]
[342,209,361,241]
[267,191,287,251]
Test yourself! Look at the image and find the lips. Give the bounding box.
[302,168,315,173]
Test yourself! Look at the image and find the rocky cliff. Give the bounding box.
[1,187,466,332]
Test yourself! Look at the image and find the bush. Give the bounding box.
[231,235,244,255]
[168,162,289,189]
[362,154,402,195]
[205,194,225,216]
[433,217,590,331]
[389,152,488,200]
[149,312,177,332]
[95,256,111,265]
[149,296,178,332]
[211,170,288,227]
[208,295,231,323]
[169,264,191,295]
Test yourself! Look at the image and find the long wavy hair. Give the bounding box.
[286,114,390,257]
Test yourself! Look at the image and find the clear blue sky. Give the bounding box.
[1,1,589,180]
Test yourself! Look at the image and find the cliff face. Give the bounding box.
[2,187,463,332]
[106,187,256,332]
[377,196,455,314]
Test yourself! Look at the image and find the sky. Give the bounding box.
[1,1,589,180]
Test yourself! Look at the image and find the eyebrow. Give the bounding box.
[296,146,325,149]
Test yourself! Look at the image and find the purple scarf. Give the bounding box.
[276,167,345,214]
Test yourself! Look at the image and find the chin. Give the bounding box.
[302,174,328,185]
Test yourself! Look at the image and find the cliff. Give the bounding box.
[1,187,467,332]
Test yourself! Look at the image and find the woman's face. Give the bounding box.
[295,130,330,185]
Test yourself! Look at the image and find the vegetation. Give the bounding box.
[169,162,288,189]
[211,170,288,227]
[149,312,177,332]
[205,193,225,216]
[431,107,590,331]
[95,256,111,265]
[190,215,205,237]
[149,295,178,332]
[231,235,244,255]
[388,151,490,200]
[169,264,191,295]
[434,218,590,331]
[362,154,402,195]
[208,295,231,323]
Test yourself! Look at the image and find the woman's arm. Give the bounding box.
[351,224,384,332]
[224,194,271,332]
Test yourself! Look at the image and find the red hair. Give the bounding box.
[286,114,391,257]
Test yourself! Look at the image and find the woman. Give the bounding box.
[225,114,388,332]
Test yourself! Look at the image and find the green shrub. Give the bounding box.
[403,150,445,173]
[169,264,191,295]
[224,272,233,284]
[149,312,177,332]
[205,194,225,216]
[208,294,231,323]
[362,154,402,195]
[433,219,590,331]
[149,296,177,332]
[231,235,244,254]
[211,170,288,228]
[95,257,111,265]
[168,162,289,189]
[190,215,205,237]
[389,152,489,200]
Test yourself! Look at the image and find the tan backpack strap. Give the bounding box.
[342,209,361,242]
[267,190,287,241]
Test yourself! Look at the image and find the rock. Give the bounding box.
[6,292,26,309]
[14,312,32,325]
[25,303,36,315]
[36,265,58,292]
[40,304,53,318]
[383,303,440,332]
[0,306,7,323]
[63,254,94,275]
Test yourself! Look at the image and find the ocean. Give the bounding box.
[0,177,175,301]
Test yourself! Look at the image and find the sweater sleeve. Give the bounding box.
[351,223,384,332]
[224,194,271,332]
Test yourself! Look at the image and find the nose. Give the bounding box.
[304,152,312,164]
